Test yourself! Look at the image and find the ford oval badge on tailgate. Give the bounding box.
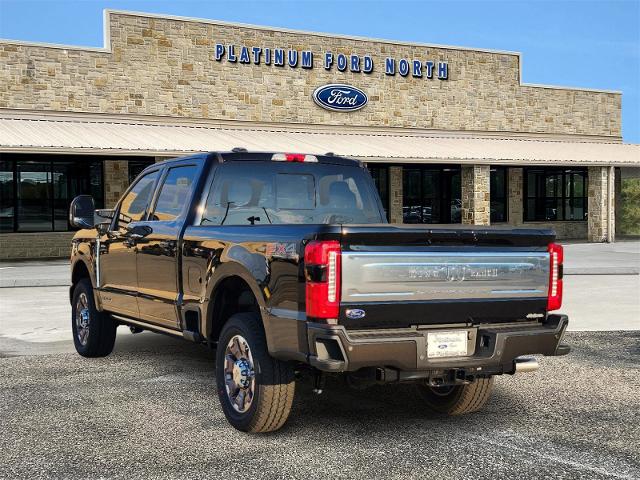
[313,84,368,112]
[346,308,366,320]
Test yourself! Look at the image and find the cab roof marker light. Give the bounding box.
[271,153,318,162]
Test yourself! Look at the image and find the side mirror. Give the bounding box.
[69,195,95,229]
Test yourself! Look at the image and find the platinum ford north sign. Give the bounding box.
[214,44,449,80]
[313,84,368,112]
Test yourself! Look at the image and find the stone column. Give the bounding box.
[388,166,403,224]
[614,167,622,239]
[104,160,129,208]
[507,167,524,225]
[461,165,490,225]
[588,166,615,242]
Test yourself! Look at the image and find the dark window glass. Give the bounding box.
[201,162,382,225]
[276,174,315,210]
[402,166,460,224]
[524,168,587,222]
[129,159,156,184]
[368,165,389,221]
[118,170,159,227]
[17,162,51,232]
[0,161,14,232]
[149,166,198,222]
[490,167,508,223]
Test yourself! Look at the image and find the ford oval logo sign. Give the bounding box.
[313,84,368,112]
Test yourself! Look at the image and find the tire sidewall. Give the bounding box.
[215,315,263,432]
[71,279,102,356]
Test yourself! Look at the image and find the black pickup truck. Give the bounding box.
[69,151,569,432]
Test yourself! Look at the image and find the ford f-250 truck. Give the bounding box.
[69,150,570,433]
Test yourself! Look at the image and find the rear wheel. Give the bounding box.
[216,312,295,433]
[416,377,494,415]
[71,278,117,357]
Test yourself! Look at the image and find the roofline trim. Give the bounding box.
[0,9,622,95]
[1,145,637,167]
[0,108,626,144]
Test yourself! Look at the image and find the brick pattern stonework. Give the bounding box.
[104,160,129,208]
[0,12,621,137]
[388,166,403,224]
[587,166,614,242]
[507,167,524,225]
[0,232,74,259]
[461,165,490,225]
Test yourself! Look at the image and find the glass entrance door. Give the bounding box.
[402,166,460,224]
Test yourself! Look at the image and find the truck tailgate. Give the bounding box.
[338,225,553,329]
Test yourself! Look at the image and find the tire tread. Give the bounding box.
[216,313,295,433]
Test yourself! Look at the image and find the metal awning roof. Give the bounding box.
[0,112,638,167]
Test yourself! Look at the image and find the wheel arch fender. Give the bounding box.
[202,262,269,343]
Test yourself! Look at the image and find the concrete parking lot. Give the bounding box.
[0,241,638,479]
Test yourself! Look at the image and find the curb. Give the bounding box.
[0,280,70,288]
[564,268,640,276]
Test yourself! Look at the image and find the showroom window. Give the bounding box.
[524,168,588,221]
[367,165,389,221]
[490,167,508,223]
[402,166,461,224]
[0,154,104,232]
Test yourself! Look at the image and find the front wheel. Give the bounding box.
[215,313,295,433]
[71,278,117,357]
[416,377,494,415]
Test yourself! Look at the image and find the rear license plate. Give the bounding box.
[427,330,469,358]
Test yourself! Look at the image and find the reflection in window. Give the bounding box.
[490,167,508,223]
[368,165,389,221]
[150,166,198,221]
[128,159,156,184]
[17,162,51,232]
[118,170,159,227]
[402,166,461,224]
[0,161,15,232]
[524,168,588,221]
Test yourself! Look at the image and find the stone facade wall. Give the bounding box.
[0,232,74,259]
[388,166,403,224]
[587,166,614,242]
[507,167,524,225]
[461,165,490,225]
[0,12,621,137]
[104,160,129,208]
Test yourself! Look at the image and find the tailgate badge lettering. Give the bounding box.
[346,309,366,320]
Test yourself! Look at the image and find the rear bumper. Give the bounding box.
[307,314,570,374]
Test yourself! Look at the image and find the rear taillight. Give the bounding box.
[547,243,563,311]
[304,240,341,321]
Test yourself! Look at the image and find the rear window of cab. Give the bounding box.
[201,162,383,225]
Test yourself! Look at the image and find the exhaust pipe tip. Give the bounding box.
[514,357,539,373]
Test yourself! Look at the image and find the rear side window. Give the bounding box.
[149,165,198,222]
[201,162,382,225]
[117,170,159,227]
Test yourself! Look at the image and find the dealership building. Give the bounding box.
[0,10,639,259]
